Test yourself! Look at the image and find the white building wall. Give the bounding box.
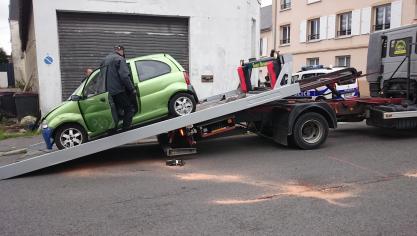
[31,0,261,113]
[9,20,26,84]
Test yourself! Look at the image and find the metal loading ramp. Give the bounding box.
[0,84,300,180]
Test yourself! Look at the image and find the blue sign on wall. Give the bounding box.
[44,55,54,65]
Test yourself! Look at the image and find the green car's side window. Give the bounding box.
[83,68,107,97]
[135,60,171,82]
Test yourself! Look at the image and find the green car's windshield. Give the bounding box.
[70,81,86,98]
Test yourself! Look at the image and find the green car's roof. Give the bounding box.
[127,54,185,71]
[127,54,169,62]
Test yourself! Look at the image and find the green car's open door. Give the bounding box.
[79,68,115,136]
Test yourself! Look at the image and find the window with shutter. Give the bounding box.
[308,18,320,41]
[374,4,391,31]
[280,25,291,45]
[337,12,352,37]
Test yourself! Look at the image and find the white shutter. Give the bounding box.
[262,37,268,56]
[300,20,307,43]
[391,0,403,28]
[327,15,336,39]
[320,16,328,40]
[361,7,371,34]
[352,9,361,35]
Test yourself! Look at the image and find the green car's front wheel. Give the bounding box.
[169,93,196,117]
[54,124,87,150]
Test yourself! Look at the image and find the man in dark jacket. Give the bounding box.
[101,45,136,131]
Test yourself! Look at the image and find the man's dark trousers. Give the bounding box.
[112,92,135,131]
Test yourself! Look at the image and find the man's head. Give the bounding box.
[84,68,93,77]
[114,45,125,57]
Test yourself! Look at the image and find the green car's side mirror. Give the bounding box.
[70,95,82,101]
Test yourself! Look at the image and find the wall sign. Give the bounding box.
[44,55,54,65]
[201,75,214,83]
[389,37,412,57]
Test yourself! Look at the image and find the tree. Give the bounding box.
[0,48,9,64]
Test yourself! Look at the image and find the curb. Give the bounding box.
[0,148,28,157]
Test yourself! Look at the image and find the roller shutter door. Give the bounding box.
[57,12,189,99]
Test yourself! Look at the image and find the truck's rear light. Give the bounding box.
[184,71,190,85]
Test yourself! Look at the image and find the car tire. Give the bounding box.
[54,124,87,150]
[290,112,329,150]
[169,93,196,117]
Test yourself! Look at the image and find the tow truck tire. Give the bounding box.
[54,124,87,150]
[291,112,329,150]
[169,93,196,117]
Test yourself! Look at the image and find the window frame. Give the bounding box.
[374,4,391,31]
[307,18,320,41]
[281,0,291,10]
[280,24,291,45]
[337,12,352,37]
[335,55,351,67]
[306,57,320,66]
[135,60,172,82]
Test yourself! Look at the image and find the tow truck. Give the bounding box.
[1,24,416,180]
[0,52,362,180]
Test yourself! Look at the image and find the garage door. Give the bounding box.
[57,12,189,99]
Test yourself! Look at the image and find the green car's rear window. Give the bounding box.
[135,60,171,82]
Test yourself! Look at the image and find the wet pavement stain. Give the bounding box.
[177,172,358,207]
[214,182,357,207]
[405,171,417,178]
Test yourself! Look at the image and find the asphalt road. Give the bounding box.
[1,122,417,236]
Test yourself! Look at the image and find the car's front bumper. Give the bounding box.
[42,127,54,150]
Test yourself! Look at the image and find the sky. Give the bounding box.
[0,0,10,55]
[262,0,272,6]
[0,0,272,56]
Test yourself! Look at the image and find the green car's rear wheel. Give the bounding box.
[169,93,196,117]
[54,124,87,150]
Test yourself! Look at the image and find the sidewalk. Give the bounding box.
[0,135,45,166]
[0,135,158,167]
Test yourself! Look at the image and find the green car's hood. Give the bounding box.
[41,101,73,123]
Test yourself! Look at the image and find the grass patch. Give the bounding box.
[0,129,39,141]
[0,117,40,141]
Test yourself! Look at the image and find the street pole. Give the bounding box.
[407,43,412,101]
[273,0,278,51]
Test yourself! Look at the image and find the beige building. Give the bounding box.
[272,0,417,96]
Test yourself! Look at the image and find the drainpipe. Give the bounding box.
[273,0,278,51]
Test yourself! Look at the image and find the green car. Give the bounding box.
[41,54,198,150]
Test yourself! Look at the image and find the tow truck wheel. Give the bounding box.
[291,112,329,150]
[54,124,87,150]
[169,93,196,117]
